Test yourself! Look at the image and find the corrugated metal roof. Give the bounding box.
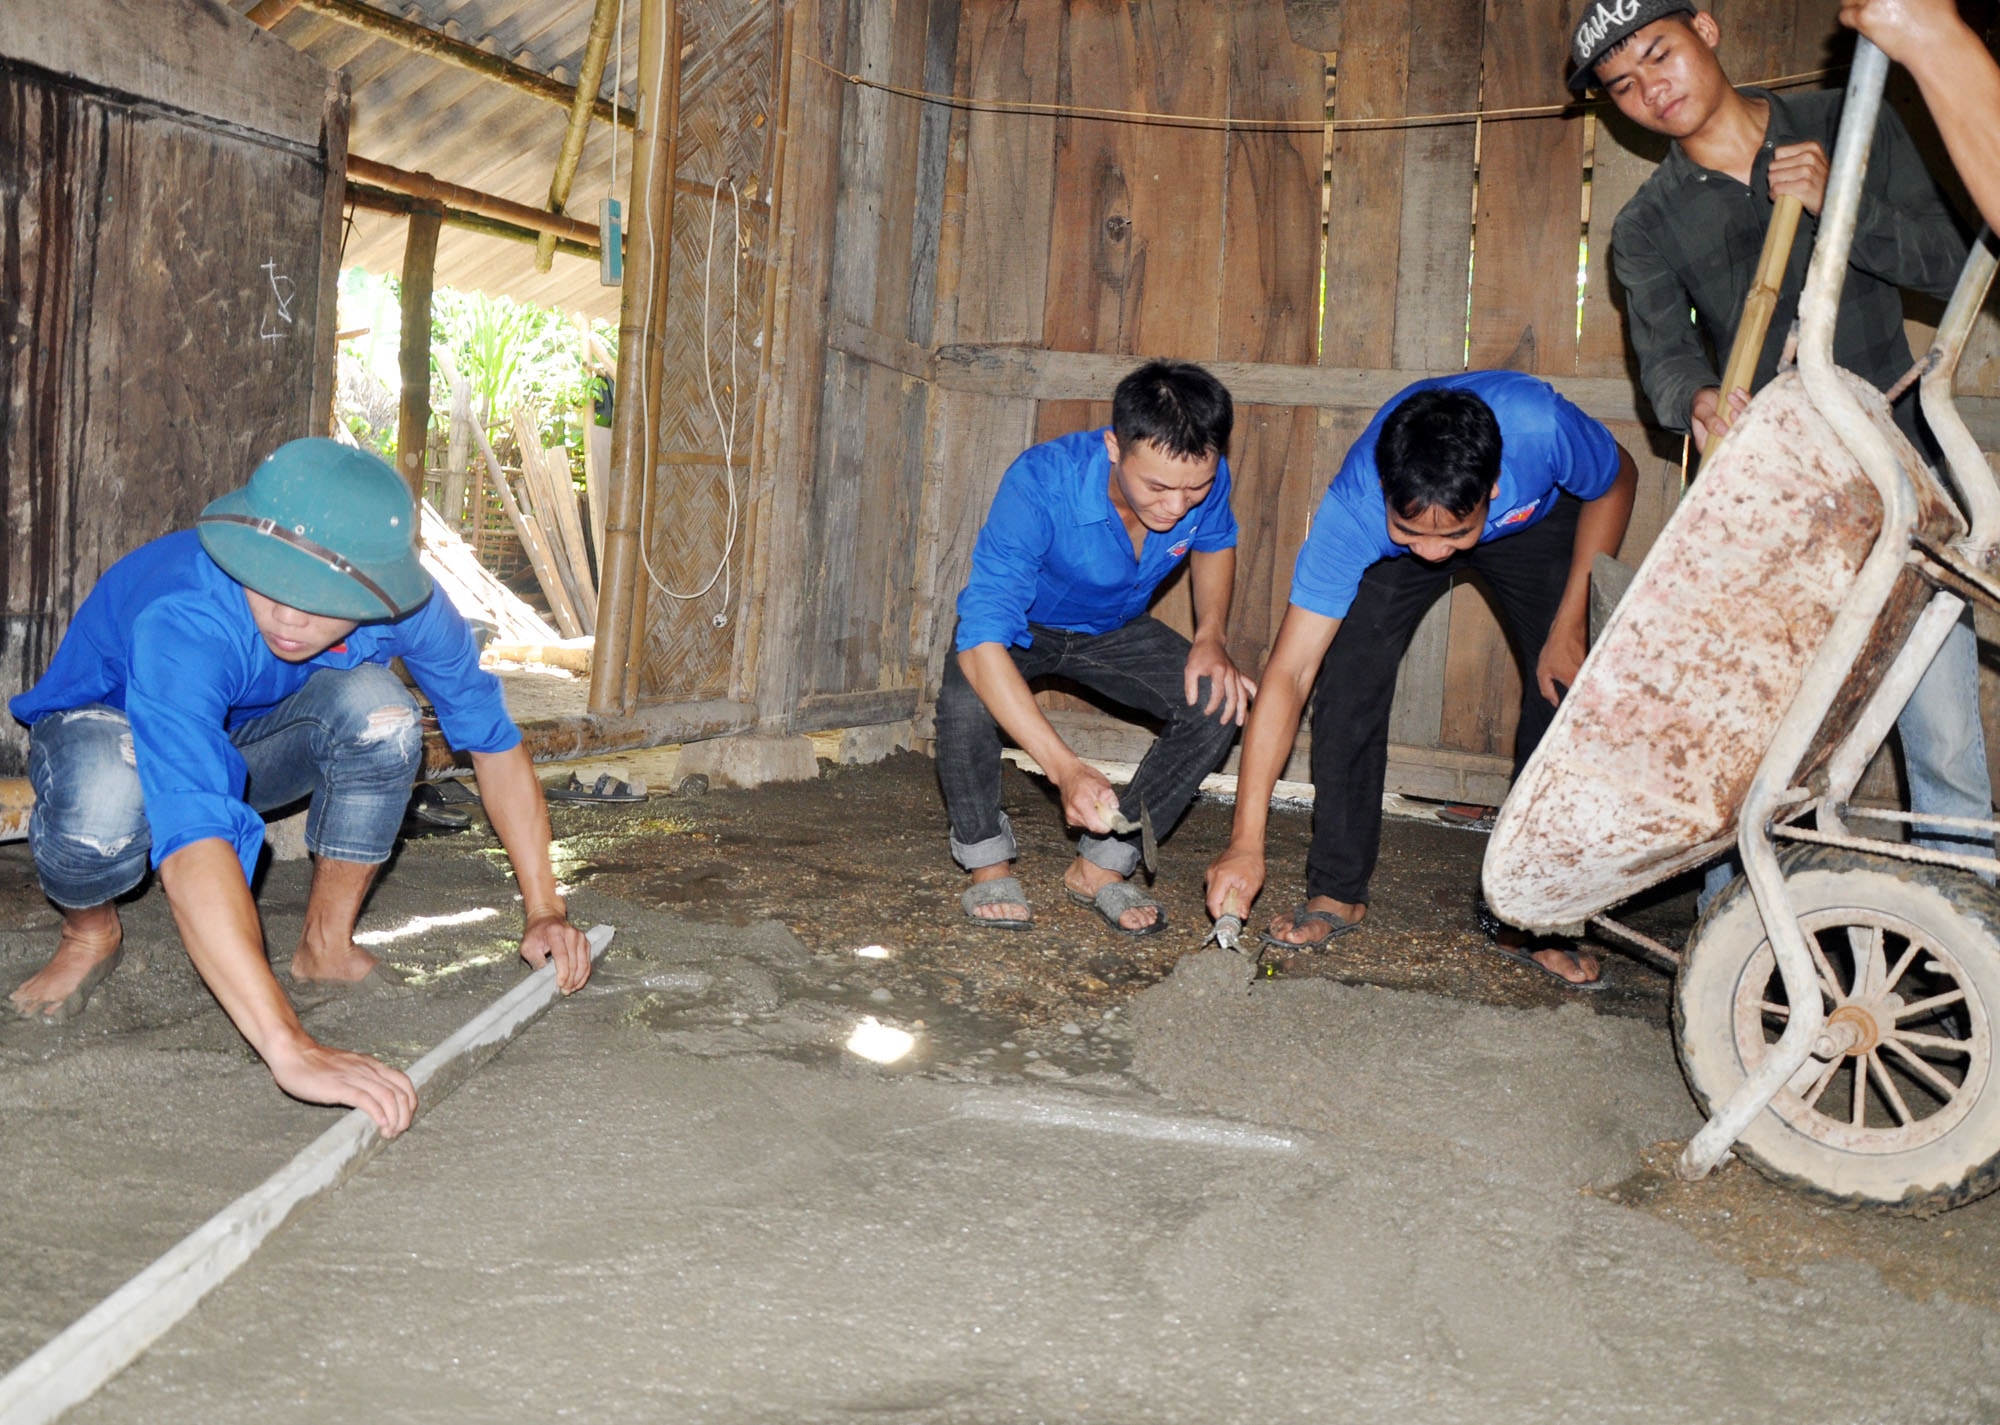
[234,0,669,318]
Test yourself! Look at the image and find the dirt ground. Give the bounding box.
[557,750,2000,1311]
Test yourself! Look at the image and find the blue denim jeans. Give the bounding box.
[1699,612,1993,911]
[26,664,423,909]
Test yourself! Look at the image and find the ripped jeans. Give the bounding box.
[25,664,422,909]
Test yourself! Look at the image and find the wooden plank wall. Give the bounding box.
[741,0,2000,812]
[0,24,339,774]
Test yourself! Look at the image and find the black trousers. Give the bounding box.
[1306,497,1580,904]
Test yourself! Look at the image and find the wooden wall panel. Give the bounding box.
[0,64,335,773]
[633,0,778,702]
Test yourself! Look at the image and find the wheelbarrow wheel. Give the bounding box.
[1676,844,2000,1214]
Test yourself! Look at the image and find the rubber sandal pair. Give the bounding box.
[8,944,124,1025]
[962,875,1034,930]
[1064,880,1168,938]
[406,782,475,830]
[545,772,646,804]
[1260,904,1363,950]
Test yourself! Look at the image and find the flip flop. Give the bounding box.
[544,773,647,804]
[1065,880,1168,938]
[9,944,124,1025]
[1485,937,1609,991]
[1260,904,1362,949]
[962,875,1034,930]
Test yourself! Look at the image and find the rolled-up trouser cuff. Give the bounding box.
[1078,832,1140,877]
[950,810,1018,871]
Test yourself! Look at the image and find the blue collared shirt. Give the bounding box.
[955,428,1238,650]
[1290,371,1619,620]
[10,530,519,879]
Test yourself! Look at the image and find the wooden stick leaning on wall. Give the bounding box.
[537,0,622,273]
[419,500,560,646]
[468,413,584,639]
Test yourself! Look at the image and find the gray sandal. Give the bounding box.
[962,876,1034,930]
[1065,880,1168,938]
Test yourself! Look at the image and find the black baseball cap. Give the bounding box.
[1568,0,1696,93]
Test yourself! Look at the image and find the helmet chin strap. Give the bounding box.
[196,513,403,617]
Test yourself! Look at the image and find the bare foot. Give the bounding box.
[1494,925,1602,985]
[287,854,387,983]
[287,937,387,983]
[965,862,1031,924]
[1063,857,1157,932]
[1266,895,1364,947]
[10,905,123,1021]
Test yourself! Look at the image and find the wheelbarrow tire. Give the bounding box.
[1676,844,2000,1215]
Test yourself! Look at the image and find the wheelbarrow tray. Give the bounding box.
[1482,370,1964,932]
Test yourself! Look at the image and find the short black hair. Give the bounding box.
[1377,388,1502,520]
[1111,361,1233,461]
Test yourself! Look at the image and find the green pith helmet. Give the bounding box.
[197,439,433,621]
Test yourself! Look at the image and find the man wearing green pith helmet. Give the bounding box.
[7,439,593,1138]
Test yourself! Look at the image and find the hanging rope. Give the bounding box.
[800,50,1842,134]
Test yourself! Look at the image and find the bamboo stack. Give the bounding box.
[419,499,561,645]
[466,414,584,638]
[511,407,599,633]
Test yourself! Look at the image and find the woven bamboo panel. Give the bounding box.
[632,0,777,703]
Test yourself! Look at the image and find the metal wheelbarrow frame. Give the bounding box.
[1483,41,2000,1206]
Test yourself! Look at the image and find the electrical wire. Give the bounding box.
[626,15,742,618]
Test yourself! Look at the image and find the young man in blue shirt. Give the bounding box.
[1206,373,1636,985]
[7,440,592,1137]
[941,361,1254,935]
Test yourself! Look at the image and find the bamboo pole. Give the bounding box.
[1716,194,1805,415]
[394,206,443,497]
[591,0,681,717]
[349,157,601,247]
[344,183,599,259]
[537,0,622,274]
[258,0,637,130]
[512,408,598,632]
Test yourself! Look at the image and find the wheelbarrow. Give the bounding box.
[1482,40,2000,1214]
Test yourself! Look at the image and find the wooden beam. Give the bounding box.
[0,925,616,1425]
[839,335,2000,448]
[347,156,601,247]
[278,0,638,131]
[246,0,304,26]
[394,206,442,496]
[421,698,759,775]
[536,0,621,273]
[343,183,599,259]
[593,0,681,717]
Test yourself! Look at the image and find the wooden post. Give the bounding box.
[394,205,443,497]
[591,0,680,717]
[441,377,473,530]
[537,0,621,273]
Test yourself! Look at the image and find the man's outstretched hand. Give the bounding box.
[521,911,593,994]
[266,1036,419,1138]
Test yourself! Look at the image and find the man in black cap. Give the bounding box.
[1571,5,1992,879]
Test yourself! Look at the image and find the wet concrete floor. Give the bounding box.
[4,754,2000,1421]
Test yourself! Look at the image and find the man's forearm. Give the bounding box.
[1189,548,1237,646]
[1908,44,2000,235]
[1228,678,1306,852]
[1558,449,1640,629]
[159,838,311,1059]
[958,642,1080,778]
[471,745,565,920]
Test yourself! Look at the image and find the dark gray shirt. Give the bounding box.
[1611,87,1968,433]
